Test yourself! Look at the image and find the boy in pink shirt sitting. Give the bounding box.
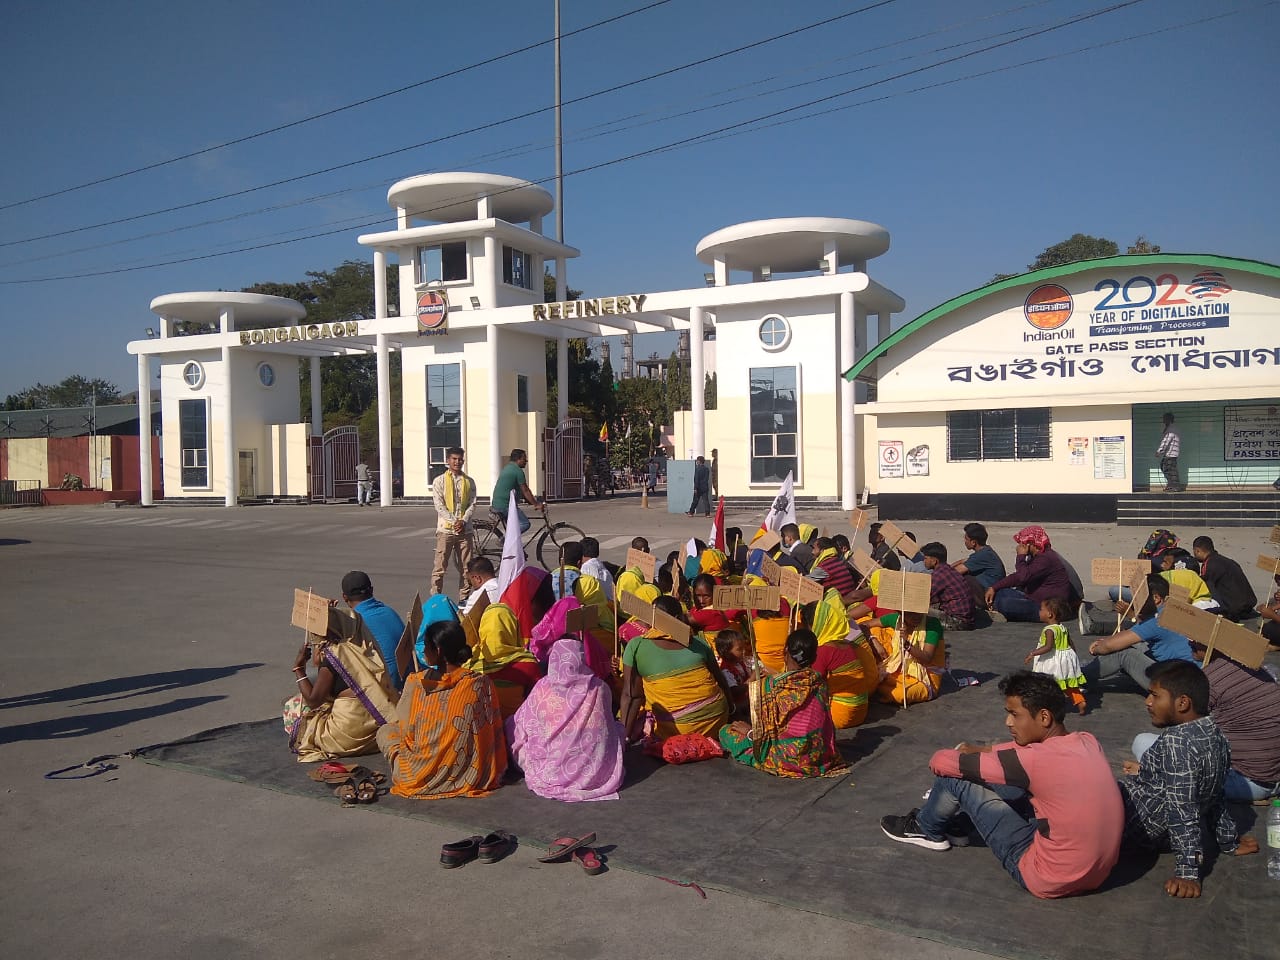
[881,671,1124,899]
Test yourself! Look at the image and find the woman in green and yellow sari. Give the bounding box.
[719,629,844,778]
[619,596,732,740]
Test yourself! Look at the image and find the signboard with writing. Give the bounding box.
[905,443,930,476]
[760,554,782,586]
[712,585,748,610]
[874,570,932,614]
[877,521,918,559]
[778,566,803,600]
[618,590,654,623]
[651,609,691,647]
[747,585,781,612]
[850,548,880,579]
[625,547,656,580]
[1090,558,1150,586]
[291,589,335,636]
[796,577,825,606]
[1093,436,1126,480]
[1256,554,1280,576]
[878,440,904,479]
[1224,405,1280,461]
[1158,599,1268,669]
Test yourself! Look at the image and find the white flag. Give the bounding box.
[762,471,796,532]
[495,493,525,597]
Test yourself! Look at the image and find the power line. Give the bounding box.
[0,0,1170,284]
[0,1,904,251]
[0,0,676,213]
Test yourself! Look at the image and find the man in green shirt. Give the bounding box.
[490,448,541,533]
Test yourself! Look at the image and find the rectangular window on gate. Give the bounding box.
[416,241,469,285]
[179,398,209,487]
[749,366,799,483]
[502,246,533,289]
[947,408,1051,461]
[426,363,462,481]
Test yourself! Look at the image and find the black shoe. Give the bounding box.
[880,810,949,851]
[440,835,483,868]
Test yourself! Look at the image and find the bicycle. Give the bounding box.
[471,499,587,572]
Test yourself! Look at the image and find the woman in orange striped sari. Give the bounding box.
[378,619,507,800]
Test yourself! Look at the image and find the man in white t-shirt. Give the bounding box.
[355,460,373,505]
[460,557,502,615]
[1156,412,1183,492]
[579,536,615,602]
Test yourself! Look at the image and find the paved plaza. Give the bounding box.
[2,499,1277,959]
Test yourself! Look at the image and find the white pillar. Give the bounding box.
[690,305,706,457]
[488,325,503,486]
[556,335,568,425]
[823,238,839,275]
[555,257,567,301]
[840,292,857,510]
[376,333,392,507]
[373,250,388,319]
[713,255,728,286]
[310,357,322,437]
[478,194,493,220]
[137,353,153,507]
[222,344,235,507]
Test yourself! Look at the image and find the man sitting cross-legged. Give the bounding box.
[1119,660,1259,898]
[880,671,1124,899]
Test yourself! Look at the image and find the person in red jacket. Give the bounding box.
[880,671,1124,899]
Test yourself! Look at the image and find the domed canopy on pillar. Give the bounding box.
[695,217,890,274]
[149,291,306,326]
[387,172,554,225]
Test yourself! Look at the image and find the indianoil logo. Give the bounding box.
[1023,283,1073,330]
[416,291,449,336]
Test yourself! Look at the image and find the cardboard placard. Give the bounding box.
[625,547,656,580]
[291,588,335,636]
[849,508,870,540]
[778,566,803,600]
[747,584,781,612]
[874,570,932,614]
[1091,558,1151,587]
[1158,599,1268,670]
[618,590,654,622]
[565,605,598,633]
[760,554,782,586]
[1167,582,1190,603]
[753,530,781,553]
[877,520,918,560]
[850,547,880,578]
[1256,554,1280,576]
[395,592,424,669]
[651,608,691,647]
[1126,574,1150,622]
[712,585,748,610]
[796,577,825,607]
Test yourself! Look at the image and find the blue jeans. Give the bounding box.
[1132,733,1279,802]
[993,588,1041,623]
[914,776,1037,888]
[514,507,530,533]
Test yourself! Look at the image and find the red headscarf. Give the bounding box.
[1013,525,1051,551]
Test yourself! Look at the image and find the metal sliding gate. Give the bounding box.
[542,418,584,501]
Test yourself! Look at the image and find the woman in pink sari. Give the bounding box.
[505,636,624,802]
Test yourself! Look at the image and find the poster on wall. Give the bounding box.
[1093,436,1126,479]
[1224,404,1280,461]
[906,444,930,476]
[878,440,904,478]
[1067,437,1089,466]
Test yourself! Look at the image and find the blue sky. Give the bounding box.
[2,0,1277,397]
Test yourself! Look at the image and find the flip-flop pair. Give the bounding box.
[331,766,381,805]
[310,762,386,786]
[537,833,604,875]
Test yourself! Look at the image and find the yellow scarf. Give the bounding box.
[442,471,475,515]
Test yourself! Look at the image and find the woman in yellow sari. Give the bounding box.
[284,608,398,762]
[378,619,507,799]
[861,610,945,706]
[619,595,732,740]
[618,582,661,645]
[699,548,730,582]
[805,589,879,727]
[465,602,542,718]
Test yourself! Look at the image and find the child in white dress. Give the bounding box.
[1024,597,1087,714]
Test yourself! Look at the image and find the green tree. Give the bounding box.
[1126,236,1162,254]
[3,375,122,410]
[1027,233,1120,271]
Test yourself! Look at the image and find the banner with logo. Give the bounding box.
[416,290,449,337]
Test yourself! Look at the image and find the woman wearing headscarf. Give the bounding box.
[466,602,542,718]
[985,525,1076,622]
[506,637,625,802]
[285,607,398,762]
[861,609,946,706]
[615,563,648,599]
[698,548,730,583]
[718,629,844,778]
[804,589,879,728]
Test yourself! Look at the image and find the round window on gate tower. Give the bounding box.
[759,314,790,350]
[182,361,205,389]
[258,362,276,387]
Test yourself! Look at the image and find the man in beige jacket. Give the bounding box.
[431,447,477,601]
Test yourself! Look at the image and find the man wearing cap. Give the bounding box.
[341,571,406,691]
[431,447,477,601]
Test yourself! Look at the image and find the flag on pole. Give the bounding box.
[598,422,609,443]
[495,492,525,597]
[761,471,796,535]
[709,496,725,551]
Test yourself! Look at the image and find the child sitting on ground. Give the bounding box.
[1025,597,1087,715]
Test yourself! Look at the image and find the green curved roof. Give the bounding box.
[843,253,1280,381]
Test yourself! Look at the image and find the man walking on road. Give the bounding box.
[431,447,477,601]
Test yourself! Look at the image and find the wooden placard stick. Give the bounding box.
[1114,566,1150,634]
[626,546,656,581]
[877,520,918,561]
[558,543,566,601]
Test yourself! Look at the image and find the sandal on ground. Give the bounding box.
[310,762,387,786]
[440,835,483,869]
[536,833,597,863]
[479,830,517,863]
[334,779,359,805]
[573,847,605,875]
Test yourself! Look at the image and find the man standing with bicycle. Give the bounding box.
[431,447,477,602]
[491,448,542,534]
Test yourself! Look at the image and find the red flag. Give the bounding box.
[709,496,726,551]
[598,423,609,443]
